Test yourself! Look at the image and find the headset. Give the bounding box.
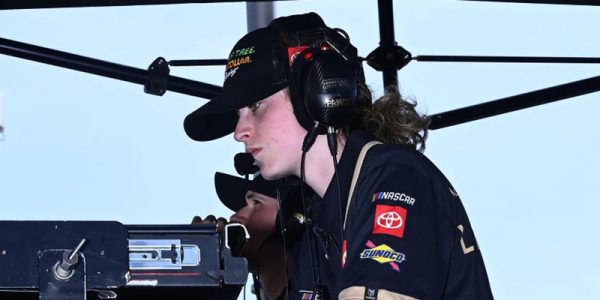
[268,13,364,136]
[289,44,358,133]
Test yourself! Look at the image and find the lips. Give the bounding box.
[246,147,261,158]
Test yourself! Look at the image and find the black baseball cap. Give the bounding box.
[215,172,278,212]
[183,13,332,142]
[184,25,287,141]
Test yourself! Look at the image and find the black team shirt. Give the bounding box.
[289,130,493,300]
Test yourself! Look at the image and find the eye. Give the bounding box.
[247,101,262,112]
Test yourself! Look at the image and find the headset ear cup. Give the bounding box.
[288,49,319,131]
[291,48,358,130]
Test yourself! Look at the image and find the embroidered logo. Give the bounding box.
[224,45,255,80]
[224,67,238,80]
[372,205,407,238]
[299,290,318,300]
[365,288,378,300]
[360,240,405,271]
[372,191,415,206]
[378,211,403,229]
[226,56,252,70]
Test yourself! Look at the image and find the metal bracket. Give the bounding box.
[224,223,250,257]
[366,44,412,72]
[144,57,170,96]
[128,239,200,270]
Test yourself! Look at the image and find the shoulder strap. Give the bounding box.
[343,140,382,229]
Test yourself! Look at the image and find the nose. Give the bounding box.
[230,206,250,225]
[229,212,244,225]
[234,109,251,142]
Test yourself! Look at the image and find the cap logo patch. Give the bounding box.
[224,67,238,79]
[224,46,255,81]
[228,46,255,60]
[226,56,252,71]
[372,205,407,238]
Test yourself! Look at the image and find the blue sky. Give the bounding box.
[1,1,599,299]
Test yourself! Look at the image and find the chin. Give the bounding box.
[259,165,287,181]
[260,170,283,181]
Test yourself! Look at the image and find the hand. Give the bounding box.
[191,214,228,232]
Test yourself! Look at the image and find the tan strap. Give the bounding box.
[343,141,382,229]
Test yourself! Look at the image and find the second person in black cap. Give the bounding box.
[211,171,306,300]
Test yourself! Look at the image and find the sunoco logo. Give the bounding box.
[360,243,406,264]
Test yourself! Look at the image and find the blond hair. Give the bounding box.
[357,86,430,152]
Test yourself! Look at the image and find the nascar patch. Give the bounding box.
[371,191,415,206]
[360,240,405,271]
[372,204,407,238]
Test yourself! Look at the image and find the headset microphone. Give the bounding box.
[234,152,259,176]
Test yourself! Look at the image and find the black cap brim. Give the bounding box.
[183,26,287,142]
[215,172,278,212]
[184,109,237,142]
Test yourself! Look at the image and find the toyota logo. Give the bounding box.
[377,211,403,229]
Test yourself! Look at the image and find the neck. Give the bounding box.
[301,133,346,198]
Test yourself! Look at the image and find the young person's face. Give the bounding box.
[229,190,279,269]
[234,89,306,180]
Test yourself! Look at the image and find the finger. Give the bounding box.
[216,217,228,232]
[202,215,217,224]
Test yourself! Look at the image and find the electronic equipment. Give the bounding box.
[0,221,248,300]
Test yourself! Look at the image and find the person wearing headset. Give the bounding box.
[184,12,493,300]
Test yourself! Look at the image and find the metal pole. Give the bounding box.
[0,0,293,10]
[246,1,275,31]
[377,0,398,88]
[0,37,221,100]
[429,74,600,129]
